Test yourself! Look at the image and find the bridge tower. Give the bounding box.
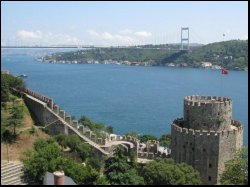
[180,27,189,50]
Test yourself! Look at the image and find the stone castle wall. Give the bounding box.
[21,87,163,160]
[171,96,243,185]
[217,120,243,180]
[184,96,232,131]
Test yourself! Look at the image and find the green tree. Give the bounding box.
[139,134,158,143]
[54,134,68,148]
[66,134,81,151]
[1,76,9,102]
[95,176,110,185]
[94,122,105,131]
[220,148,248,185]
[23,138,99,184]
[142,158,201,185]
[23,139,63,181]
[7,105,24,136]
[86,157,102,171]
[79,115,93,130]
[125,131,139,138]
[106,125,113,134]
[34,139,51,151]
[104,146,144,185]
[1,73,24,102]
[61,158,99,185]
[159,134,171,147]
[76,143,91,161]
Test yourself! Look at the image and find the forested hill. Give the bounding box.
[40,40,248,70]
[162,40,248,70]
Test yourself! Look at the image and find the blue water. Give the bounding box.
[1,48,248,145]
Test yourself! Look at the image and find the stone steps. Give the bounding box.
[1,163,23,172]
[5,175,35,185]
[1,162,14,168]
[1,161,23,168]
[3,176,23,184]
[1,161,38,185]
[1,164,23,176]
[1,170,24,181]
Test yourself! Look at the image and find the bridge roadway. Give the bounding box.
[23,92,135,157]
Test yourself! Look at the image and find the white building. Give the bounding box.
[201,62,212,68]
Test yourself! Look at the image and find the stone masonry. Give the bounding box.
[171,96,243,185]
[19,87,168,161]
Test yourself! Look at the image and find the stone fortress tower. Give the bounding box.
[171,96,243,185]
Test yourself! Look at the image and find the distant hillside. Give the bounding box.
[40,48,176,64]
[159,40,248,70]
[40,40,248,70]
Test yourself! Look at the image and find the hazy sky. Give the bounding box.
[1,1,248,46]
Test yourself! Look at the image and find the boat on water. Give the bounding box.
[17,74,28,78]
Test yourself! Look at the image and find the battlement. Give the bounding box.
[183,95,233,131]
[172,118,243,137]
[21,87,53,109]
[184,95,232,108]
[172,96,243,185]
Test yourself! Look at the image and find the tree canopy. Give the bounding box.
[78,115,114,136]
[23,138,99,184]
[139,134,158,143]
[142,158,201,185]
[1,73,24,102]
[7,104,24,136]
[220,147,248,185]
[104,146,144,185]
[42,40,248,70]
[159,134,171,147]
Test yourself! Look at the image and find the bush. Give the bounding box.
[54,134,68,148]
[23,139,63,181]
[142,158,201,185]
[76,143,91,161]
[66,135,81,151]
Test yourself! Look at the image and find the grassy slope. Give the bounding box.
[1,97,50,161]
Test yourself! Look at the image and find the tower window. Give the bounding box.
[190,142,192,145]
[209,163,212,168]
[192,147,194,151]
[208,176,211,181]
[218,112,220,115]
[203,148,206,152]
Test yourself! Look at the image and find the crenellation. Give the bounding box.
[91,134,96,142]
[72,120,78,129]
[195,130,200,135]
[59,110,65,120]
[183,128,188,133]
[21,87,244,183]
[65,115,72,124]
[85,130,91,138]
[172,95,243,185]
[53,105,59,114]
[188,129,194,134]
[78,125,83,132]
[210,131,216,136]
